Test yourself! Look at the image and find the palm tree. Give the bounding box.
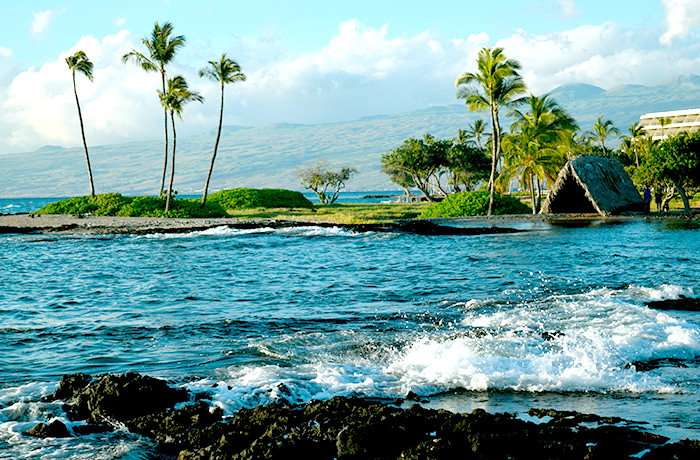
[657,117,672,139]
[589,115,620,155]
[198,54,246,206]
[455,47,527,215]
[122,22,186,196]
[158,76,204,213]
[621,122,645,166]
[502,93,577,213]
[466,118,486,148]
[66,50,96,197]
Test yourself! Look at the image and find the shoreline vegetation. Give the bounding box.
[0,188,698,235]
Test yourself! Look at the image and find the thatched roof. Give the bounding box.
[540,155,645,215]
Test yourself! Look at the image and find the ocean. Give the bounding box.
[1,196,699,459]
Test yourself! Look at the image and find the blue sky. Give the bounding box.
[1,0,699,154]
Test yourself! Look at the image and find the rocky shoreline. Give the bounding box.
[1,212,697,236]
[0,213,529,236]
[25,372,699,459]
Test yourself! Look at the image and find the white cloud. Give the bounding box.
[3,18,700,155]
[114,17,127,27]
[558,0,580,19]
[30,9,62,37]
[660,0,700,45]
[1,30,166,152]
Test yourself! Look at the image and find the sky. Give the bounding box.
[1,0,700,155]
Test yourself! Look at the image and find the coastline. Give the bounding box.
[1,212,697,235]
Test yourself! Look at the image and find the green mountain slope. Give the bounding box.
[4,75,700,197]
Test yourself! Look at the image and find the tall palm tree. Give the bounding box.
[455,47,527,215]
[66,50,96,197]
[198,54,246,206]
[122,22,186,196]
[502,93,577,213]
[589,115,620,155]
[158,76,204,213]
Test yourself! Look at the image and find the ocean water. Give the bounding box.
[1,199,700,458]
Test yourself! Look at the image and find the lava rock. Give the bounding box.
[25,420,71,438]
[645,297,700,311]
[26,372,700,460]
[49,372,188,423]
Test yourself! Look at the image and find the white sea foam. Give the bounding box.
[276,226,359,237]
[137,225,359,239]
[190,285,700,413]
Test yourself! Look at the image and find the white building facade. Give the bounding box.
[640,108,700,140]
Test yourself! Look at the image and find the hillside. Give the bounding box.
[4,75,700,198]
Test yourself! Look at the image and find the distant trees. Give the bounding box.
[634,131,700,212]
[66,50,96,198]
[198,54,246,206]
[381,135,489,201]
[297,160,356,204]
[122,22,186,196]
[158,76,203,213]
[455,47,527,215]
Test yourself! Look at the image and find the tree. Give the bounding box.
[501,93,577,213]
[465,118,486,148]
[657,117,672,139]
[158,76,204,213]
[297,160,356,204]
[381,137,448,201]
[588,115,619,155]
[620,122,645,167]
[122,22,186,196]
[198,54,247,206]
[455,47,527,215]
[639,132,700,212]
[66,50,96,197]
[446,142,490,192]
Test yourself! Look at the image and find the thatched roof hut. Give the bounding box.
[540,156,645,215]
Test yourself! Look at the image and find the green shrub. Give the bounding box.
[33,193,228,218]
[207,188,314,210]
[420,191,530,218]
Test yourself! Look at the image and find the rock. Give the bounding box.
[48,372,92,402]
[641,438,700,459]
[48,372,189,424]
[24,372,700,460]
[25,420,71,438]
[645,297,700,311]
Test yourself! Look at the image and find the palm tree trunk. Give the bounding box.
[160,71,169,196]
[201,82,225,206]
[73,72,95,197]
[165,111,176,214]
[487,105,499,216]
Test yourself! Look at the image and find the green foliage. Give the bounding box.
[34,193,129,216]
[207,188,314,210]
[420,190,530,218]
[33,193,227,218]
[297,161,356,204]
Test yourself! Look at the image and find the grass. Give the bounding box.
[227,202,431,224]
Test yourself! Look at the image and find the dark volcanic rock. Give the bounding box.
[645,296,700,311]
[50,372,188,423]
[27,372,700,460]
[24,420,71,438]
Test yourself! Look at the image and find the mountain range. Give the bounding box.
[4,75,700,198]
